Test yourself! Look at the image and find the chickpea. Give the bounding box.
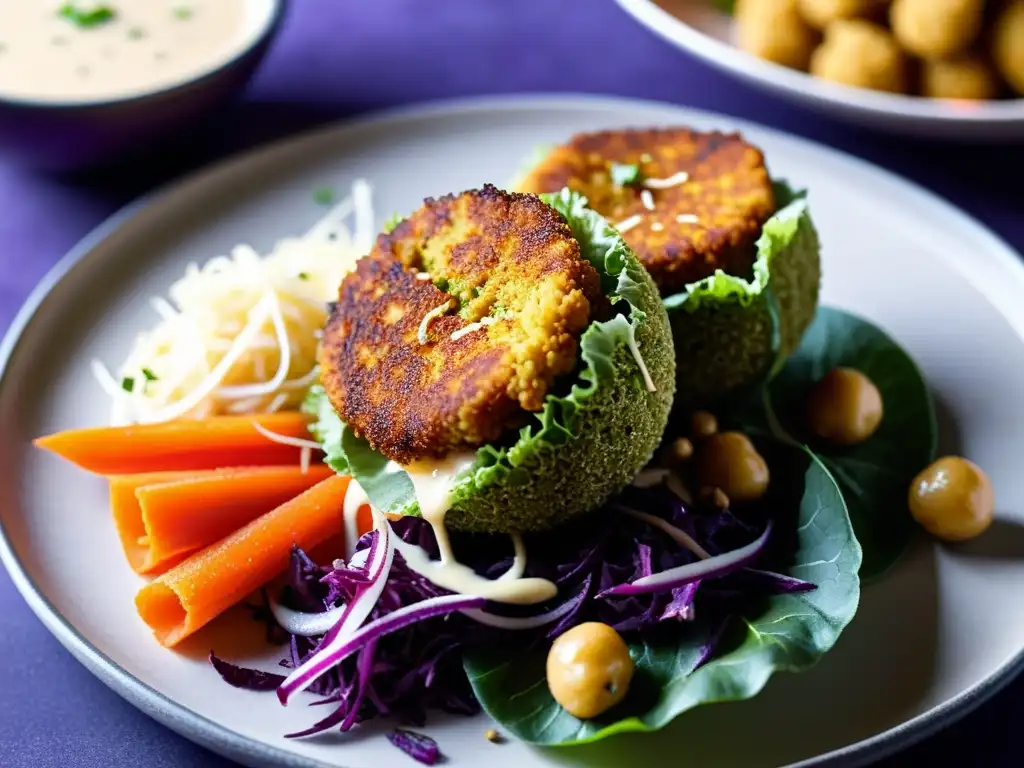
[736,0,819,71]
[700,486,731,509]
[691,410,719,440]
[696,431,770,504]
[909,456,994,542]
[993,1,1024,96]
[805,366,883,446]
[797,0,888,30]
[810,20,907,93]
[671,436,695,462]
[889,0,984,59]
[921,55,1000,101]
[546,622,634,719]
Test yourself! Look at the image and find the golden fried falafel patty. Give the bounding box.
[319,185,607,465]
[516,128,776,295]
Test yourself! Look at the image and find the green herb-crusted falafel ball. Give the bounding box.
[516,127,821,409]
[307,186,675,533]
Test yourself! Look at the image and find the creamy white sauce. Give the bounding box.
[0,1,265,103]
[341,453,558,606]
[626,324,657,392]
[450,315,497,341]
[401,453,478,565]
[417,299,451,344]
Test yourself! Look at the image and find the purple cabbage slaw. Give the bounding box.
[212,480,815,743]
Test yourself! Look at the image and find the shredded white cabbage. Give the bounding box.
[94,179,376,425]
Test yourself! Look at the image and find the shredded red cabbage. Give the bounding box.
[211,481,816,739]
[387,728,442,765]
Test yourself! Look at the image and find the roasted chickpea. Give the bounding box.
[671,437,695,462]
[691,411,719,440]
[921,55,1000,100]
[909,456,994,542]
[810,20,907,93]
[736,0,819,71]
[547,622,634,719]
[797,0,888,30]
[993,1,1024,96]
[696,431,770,504]
[805,366,883,446]
[889,0,984,59]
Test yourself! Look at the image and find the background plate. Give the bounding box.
[614,0,1024,141]
[2,95,1024,768]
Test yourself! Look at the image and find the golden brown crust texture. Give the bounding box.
[318,185,605,464]
[517,128,776,295]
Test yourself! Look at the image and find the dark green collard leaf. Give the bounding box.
[761,306,937,579]
[464,440,860,746]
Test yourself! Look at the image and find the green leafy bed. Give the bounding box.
[461,306,936,745]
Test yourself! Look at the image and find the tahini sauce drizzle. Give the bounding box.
[342,454,557,606]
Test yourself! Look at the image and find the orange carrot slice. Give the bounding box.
[34,413,319,474]
[110,465,335,575]
[135,475,370,648]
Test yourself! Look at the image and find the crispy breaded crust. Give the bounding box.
[516,128,776,295]
[319,185,606,464]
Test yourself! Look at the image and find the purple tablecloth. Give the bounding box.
[2,2,1021,766]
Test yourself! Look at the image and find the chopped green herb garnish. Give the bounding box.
[711,0,736,13]
[127,27,146,40]
[142,368,158,381]
[120,376,135,393]
[610,162,643,186]
[59,4,117,28]
[313,186,335,206]
[383,212,403,233]
[297,272,310,281]
[173,6,193,20]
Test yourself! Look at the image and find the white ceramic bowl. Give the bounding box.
[614,0,1024,141]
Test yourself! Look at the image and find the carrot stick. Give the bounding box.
[33,413,319,474]
[110,465,335,575]
[135,475,372,648]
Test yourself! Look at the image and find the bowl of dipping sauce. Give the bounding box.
[0,1,286,172]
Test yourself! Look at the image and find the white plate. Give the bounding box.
[614,0,1024,141]
[3,95,1024,768]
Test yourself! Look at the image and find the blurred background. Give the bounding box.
[0,1,1021,766]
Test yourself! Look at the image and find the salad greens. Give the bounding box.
[735,306,937,579]
[464,436,860,745]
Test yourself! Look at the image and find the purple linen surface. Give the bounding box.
[1,2,1021,767]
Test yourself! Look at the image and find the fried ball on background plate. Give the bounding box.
[734,0,819,70]
[889,0,985,59]
[797,0,890,29]
[810,19,908,93]
[921,55,1000,100]
[993,1,1024,95]
[314,185,676,533]
[515,128,821,410]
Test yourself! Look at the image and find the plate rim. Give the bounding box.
[613,0,1024,127]
[2,92,1023,768]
